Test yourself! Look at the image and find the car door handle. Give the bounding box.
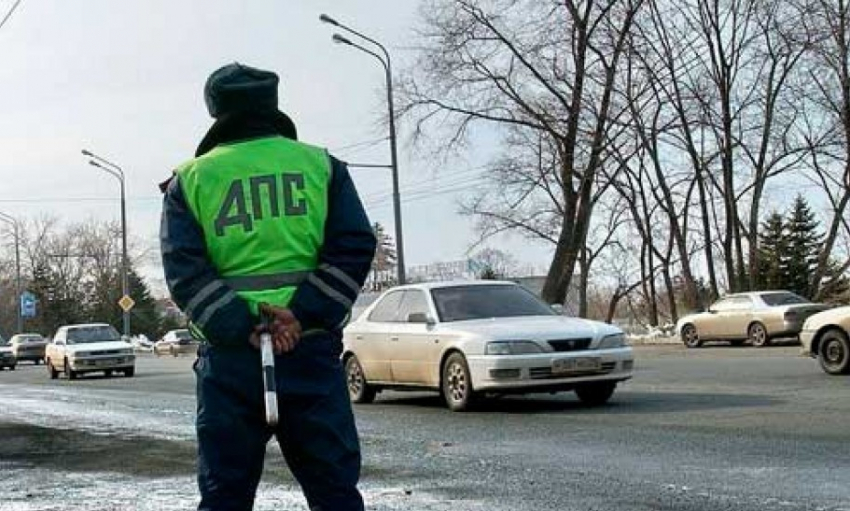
[390,336,399,342]
[355,335,363,340]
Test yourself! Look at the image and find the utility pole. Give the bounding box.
[321,13,407,285]
[0,212,22,334]
[82,149,131,337]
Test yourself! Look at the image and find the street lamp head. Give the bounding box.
[319,14,339,26]
[332,33,353,46]
[81,149,92,157]
[88,159,102,169]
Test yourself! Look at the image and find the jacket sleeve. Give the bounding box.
[288,156,377,332]
[160,176,256,346]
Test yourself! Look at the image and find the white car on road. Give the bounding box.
[343,281,634,411]
[800,306,850,375]
[44,323,136,380]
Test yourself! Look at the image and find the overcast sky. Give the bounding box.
[0,0,554,294]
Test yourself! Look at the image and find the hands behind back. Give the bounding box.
[249,304,303,354]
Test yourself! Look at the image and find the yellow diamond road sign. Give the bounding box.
[118,295,135,312]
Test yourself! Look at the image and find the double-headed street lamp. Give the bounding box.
[0,211,22,334]
[320,13,407,285]
[81,149,130,337]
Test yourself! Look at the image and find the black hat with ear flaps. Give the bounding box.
[195,62,298,157]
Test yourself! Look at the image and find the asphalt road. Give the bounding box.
[0,345,848,511]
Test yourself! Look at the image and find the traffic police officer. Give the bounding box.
[160,63,377,511]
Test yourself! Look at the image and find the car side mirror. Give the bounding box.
[708,308,717,314]
[408,312,436,325]
[550,303,565,315]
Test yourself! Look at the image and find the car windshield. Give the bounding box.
[66,326,120,344]
[18,335,43,343]
[760,292,810,306]
[174,330,193,340]
[431,284,555,322]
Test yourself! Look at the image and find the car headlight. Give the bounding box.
[485,341,545,355]
[597,334,628,349]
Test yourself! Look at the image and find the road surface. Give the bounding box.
[0,345,847,510]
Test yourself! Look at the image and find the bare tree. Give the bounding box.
[801,0,850,298]
[403,0,646,304]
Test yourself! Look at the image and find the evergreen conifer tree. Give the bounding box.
[756,212,787,291]
[784,196,822,299]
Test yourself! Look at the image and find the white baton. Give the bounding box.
[260,331,279,426]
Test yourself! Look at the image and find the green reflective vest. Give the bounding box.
[176,136,330,315]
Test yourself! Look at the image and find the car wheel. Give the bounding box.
[34,359,41,365]
[442,352,476,412]
[344,355,376,404]
[64,359,77,380]
[749,323,769,347]
[9,364,15,371]
[124,367,135,377]
[171,346,178,358]
[682,324,702,348]
[104,370,113,378]
[575,381,617,406]
[47,359,58,380]
[818,329,850,375]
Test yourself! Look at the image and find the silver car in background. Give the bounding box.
[9,333,47,364]
[343,281,633,411]
[676,291,830,348]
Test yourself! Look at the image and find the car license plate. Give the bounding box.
[552,357,600,375]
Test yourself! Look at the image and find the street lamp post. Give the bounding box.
[320,13,407,285]
[81,149,130,337]
[0,212,22,334]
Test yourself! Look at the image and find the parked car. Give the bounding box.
[800,306,850,375]
[0,334,16,371]
[9,333,47,364]
[44,323,136,380]
[154,329,198,357]
[676,291,830,348]
[343,281,634,411]
[130,335,155,353]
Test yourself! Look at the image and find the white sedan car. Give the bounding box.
[343,281,634,411]
[44,323,136,379]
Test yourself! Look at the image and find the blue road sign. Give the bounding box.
[20,291,36,318]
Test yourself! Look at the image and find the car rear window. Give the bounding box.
[760,292,809,306]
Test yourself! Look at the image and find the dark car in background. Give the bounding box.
[0,334,17,370]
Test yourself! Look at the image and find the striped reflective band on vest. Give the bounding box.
[223,265,359,310]
[223,271,311,292]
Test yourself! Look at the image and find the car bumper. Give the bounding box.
[467,348,634,392]
[14,351,45,361]
[799,329,816,357]
[69,355,135,371]
[0,356,16,367]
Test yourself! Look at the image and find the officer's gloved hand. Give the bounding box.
[250,304,303,354]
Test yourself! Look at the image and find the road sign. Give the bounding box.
[20,291,36,318]
[118,295,135,312]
